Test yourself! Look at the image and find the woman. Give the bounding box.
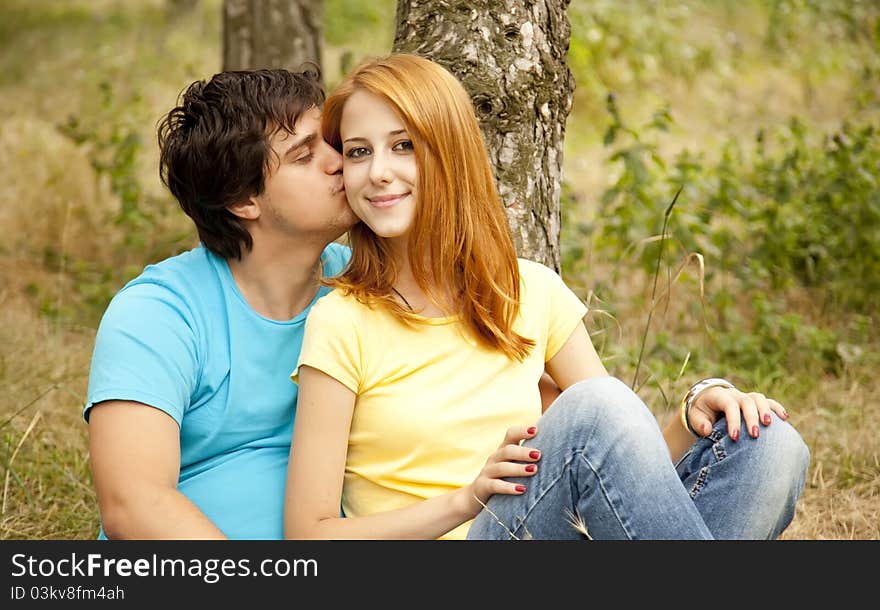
[283,53,810,540]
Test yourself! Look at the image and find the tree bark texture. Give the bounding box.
[223,0,322,74]
[393,0,574,271]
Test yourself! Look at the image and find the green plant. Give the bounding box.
[589,92,877,391]
[53,81,194,325]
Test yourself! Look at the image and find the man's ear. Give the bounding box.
[227,196,261,221]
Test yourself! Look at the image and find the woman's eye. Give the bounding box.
[393,140,414,152]
[345,147,370,159]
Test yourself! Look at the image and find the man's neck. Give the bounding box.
[227,238,328,321]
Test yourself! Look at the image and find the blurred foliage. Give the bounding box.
[566,93,878,392]
[567,0,880,139]
[559,0,880,396]
[325,0,395,47]
[53,80,195,323]
[3,0,878,383]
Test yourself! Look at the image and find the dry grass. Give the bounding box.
[0,285,97,539]
[781,375,880,540]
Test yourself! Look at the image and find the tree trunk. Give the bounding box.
[223,0,322,74]
[393,0,574,271]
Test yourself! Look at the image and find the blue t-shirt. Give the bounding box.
[84,242,350,539]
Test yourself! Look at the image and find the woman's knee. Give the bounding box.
[541,376,660,443]
[760,413,811,482]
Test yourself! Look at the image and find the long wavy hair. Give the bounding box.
[322,53,534,361]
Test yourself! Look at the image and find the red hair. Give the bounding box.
[322,53,534,361]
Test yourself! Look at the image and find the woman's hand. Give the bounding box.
[688,386,790,441]
[462,425,541,516]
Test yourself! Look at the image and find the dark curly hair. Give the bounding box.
[158,67,325,259]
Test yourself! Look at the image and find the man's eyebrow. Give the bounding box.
[342,129,408,145]
[283,132,316,156]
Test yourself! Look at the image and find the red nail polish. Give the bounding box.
[515,485,526,493]
[751,425,759,438]
[763,414,771,425]
[782,410,789,418]
[529,450,540,459]
[527,427,537,435]
[732,429,740,442]
[525,465,536,473]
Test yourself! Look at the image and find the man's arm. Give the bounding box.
[88,400,226,539]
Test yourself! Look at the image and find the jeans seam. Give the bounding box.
[510,446,634,540]
[690,466,710,498]
[576,449,636,539]
[508,453,575,539]
[689,431,727,498]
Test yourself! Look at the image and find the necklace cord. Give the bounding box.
[390,286,414,312]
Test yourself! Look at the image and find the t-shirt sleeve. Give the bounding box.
[527,261,589,362]
[84,282,200,425]
[322,242,352,277]
[292,296,362,394]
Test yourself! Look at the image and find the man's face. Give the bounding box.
[252,107,357,244]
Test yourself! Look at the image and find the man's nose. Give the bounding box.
[321,140,343,174]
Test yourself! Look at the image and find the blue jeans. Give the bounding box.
[467,376,810,540]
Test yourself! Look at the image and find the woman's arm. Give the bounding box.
[285,365,537,539]
[544,323,696,461]
[543,321,609,396]
[661,413,699,463]
[538,371,561,412]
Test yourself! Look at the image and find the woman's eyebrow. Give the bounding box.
[343,129,408,145]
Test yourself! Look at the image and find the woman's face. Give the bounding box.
[339,89,419,241]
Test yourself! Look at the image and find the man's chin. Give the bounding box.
[329,215,357,241]
[341,205,358,226]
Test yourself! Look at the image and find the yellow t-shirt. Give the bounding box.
[293,258,588,539]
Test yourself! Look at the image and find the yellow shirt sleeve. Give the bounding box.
[292,293,362,394]
[518,259,588,361]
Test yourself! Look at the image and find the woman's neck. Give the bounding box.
[388,249,452,318]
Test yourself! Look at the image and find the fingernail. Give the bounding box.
[515,485,526,493]
[525,465,536,473]
[763,414,771,425]
[751,425,759,438]
[529,450,540,459]
[782,409,789,418]
[527,427,537,435]
[732,429,740,442]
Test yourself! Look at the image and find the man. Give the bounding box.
[85,68,357,539]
